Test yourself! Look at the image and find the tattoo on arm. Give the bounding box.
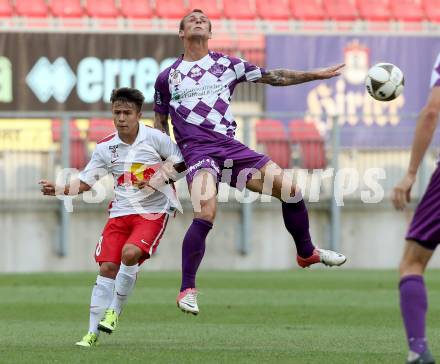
[258,69,318,86]
[154,113,170,135]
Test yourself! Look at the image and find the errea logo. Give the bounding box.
[25,56,177,104]
[26,57,76,103]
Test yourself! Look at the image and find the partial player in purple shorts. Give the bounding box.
[392,52,440,364]
[153,9,347,315]
[406,166,440,250]
[180,122,270,189]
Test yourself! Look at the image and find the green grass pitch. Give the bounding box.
[1,270,439,363]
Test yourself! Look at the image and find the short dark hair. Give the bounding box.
[179,9,211,32]
[110,87,144,112]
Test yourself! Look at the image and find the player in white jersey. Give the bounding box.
[392,53,440,364]
[39,88,184,347]
[154,9,347,315]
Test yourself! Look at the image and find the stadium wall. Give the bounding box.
[2,201,440,272]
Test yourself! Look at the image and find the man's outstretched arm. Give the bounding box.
[257,63,344,86]
[39,179,92,196]
[392,87,440,210]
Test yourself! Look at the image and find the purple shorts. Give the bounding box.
[406,164,440,250]
[180,133,270,191]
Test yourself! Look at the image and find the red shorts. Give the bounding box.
[94,213,169,265]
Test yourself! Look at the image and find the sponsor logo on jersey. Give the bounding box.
[171,84,223,101]
[187,158,220,175]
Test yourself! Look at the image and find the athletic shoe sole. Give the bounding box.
[177,303,199,315]
[98,323,114,334]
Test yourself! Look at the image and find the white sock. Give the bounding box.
[109,263,138,315]
[88,275,115,335]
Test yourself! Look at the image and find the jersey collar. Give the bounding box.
[132,123,147,146]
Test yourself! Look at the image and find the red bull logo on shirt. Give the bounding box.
[116,163,160,188]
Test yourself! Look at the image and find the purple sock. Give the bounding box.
[399,275,428,354]
[180,218,212,292]
[282,200,315,258]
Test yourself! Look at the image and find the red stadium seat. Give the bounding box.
[323,0,358,21]
[15,0,48,17]
[155,0,187,19]
[289,120,326,170]
[70,140,88,169]
[51,0,83,18]
[0,0,12,17]
[422,0,440,22]
[357,0,391,21]
[289,0,326,21]
[390,0,424,22]
[256,0,290,21]
[188,0,223,19]
[88,119,116,142]
[120,0,153,19]
[52,119,81,140]
[256,119,290,168]
[224,0,257,20]
[86,0,119,18]
[51,120,87,169]
[236,35,265,65]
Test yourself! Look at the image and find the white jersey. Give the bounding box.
[430,52,440,88]
[79,123,184,218]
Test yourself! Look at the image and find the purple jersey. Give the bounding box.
[153,51,266,143]
[153,52,269,189]
[430,52,440,88]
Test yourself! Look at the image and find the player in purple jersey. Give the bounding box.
[154,9,347,315]
[392,53,440,364]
